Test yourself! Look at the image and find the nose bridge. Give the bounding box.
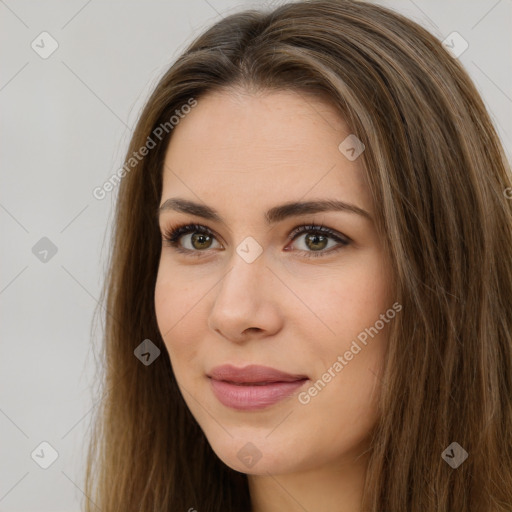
[208,241,280,340]
[218,241,268,303]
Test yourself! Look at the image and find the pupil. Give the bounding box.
[307,234,327,250]
[192,233,211,249]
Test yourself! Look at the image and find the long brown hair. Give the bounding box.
[84,1,512,510]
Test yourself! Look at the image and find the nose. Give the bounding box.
[207,248,283,343]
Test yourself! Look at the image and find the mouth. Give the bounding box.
[207,364,309,410]
[208,363,308,383]
[221,381,303,386]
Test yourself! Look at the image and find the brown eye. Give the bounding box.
[162,222,350,259]
[287,224,350,258]
[189,232,215,250]
[302,233,329,251]
[162,223,221,253]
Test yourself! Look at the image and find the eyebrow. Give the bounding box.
[157,198,372,225]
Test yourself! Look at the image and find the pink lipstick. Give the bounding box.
[208,364,308,411]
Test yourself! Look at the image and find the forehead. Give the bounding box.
[165,88,348,158]
[161,89,370,215]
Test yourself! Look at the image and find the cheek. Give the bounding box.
[154,267,199,364]
[154,269,174,338]
[154,262,199,331]
[304,254,392,417]
[300,253,392,341]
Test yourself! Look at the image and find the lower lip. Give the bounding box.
[209,378,308,410]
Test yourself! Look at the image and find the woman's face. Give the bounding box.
[155,88,395,476]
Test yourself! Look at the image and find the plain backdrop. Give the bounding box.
[1,0,511,510]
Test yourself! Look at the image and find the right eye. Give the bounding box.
[162,223,222,257]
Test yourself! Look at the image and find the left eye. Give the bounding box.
[161,222,351,259]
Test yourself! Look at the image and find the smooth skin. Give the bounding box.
[154,88,395,512]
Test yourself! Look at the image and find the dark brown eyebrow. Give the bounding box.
[157,198,372,225]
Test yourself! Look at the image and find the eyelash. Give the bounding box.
[161,221,351,259]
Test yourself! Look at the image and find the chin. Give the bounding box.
[204,431,302,475]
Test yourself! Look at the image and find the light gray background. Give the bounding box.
[1,1,511,510]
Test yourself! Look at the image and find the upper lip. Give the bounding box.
[208,364,308,384]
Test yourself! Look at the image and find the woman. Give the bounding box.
[85,1,512,510]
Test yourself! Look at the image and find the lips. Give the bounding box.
[208,364,308,384]
[207,364,309,410]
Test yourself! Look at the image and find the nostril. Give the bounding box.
[243,327,261,335]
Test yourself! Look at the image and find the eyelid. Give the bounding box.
[286,223,351,244]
